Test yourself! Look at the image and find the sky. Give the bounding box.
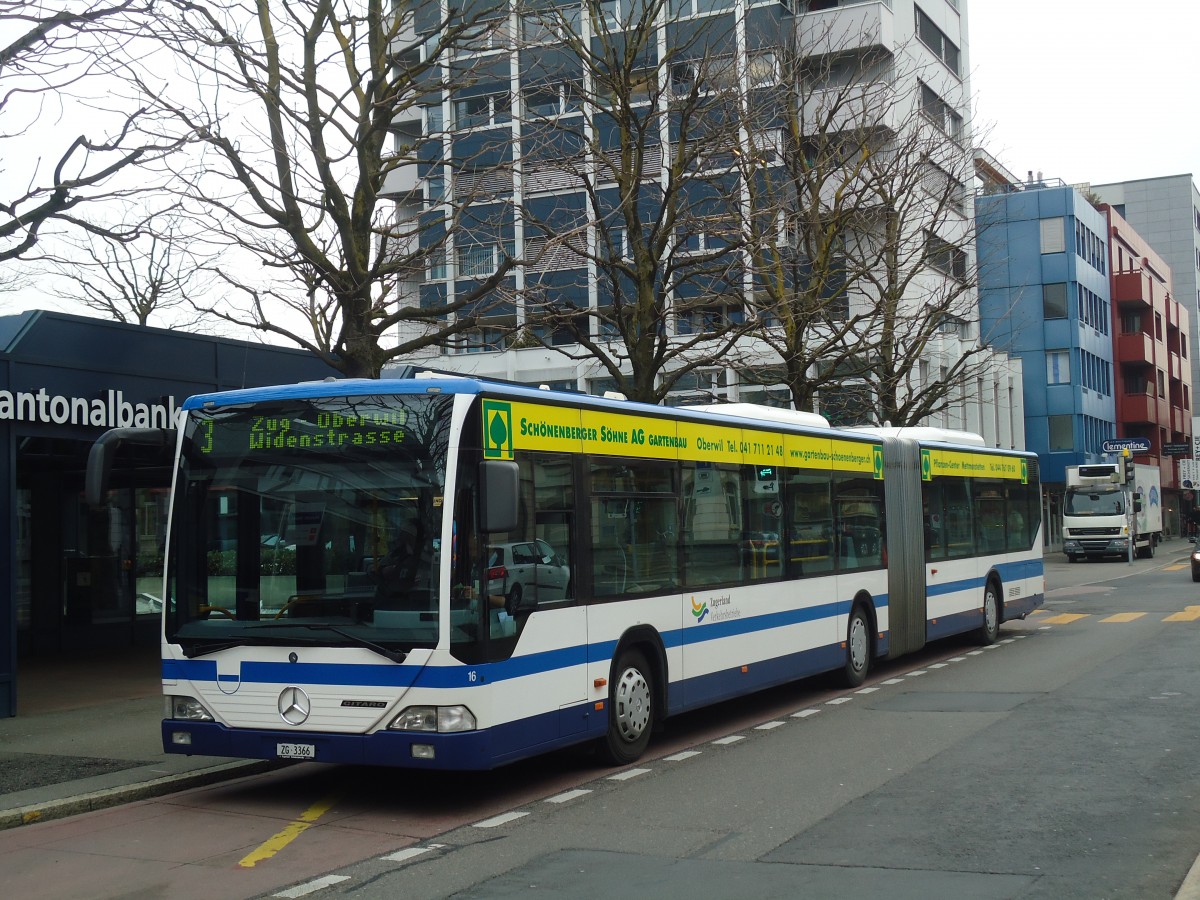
[967,0,1200,187]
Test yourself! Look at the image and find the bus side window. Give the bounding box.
[785,471,834,579]
[682,463,742,588]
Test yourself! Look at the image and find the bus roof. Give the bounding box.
[180,376,872,440]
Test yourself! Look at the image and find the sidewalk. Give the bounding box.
[0,645,275,830]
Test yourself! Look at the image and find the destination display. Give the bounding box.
[194,408,410,454]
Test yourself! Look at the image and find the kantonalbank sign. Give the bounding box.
[0,388,184,429]
[921,447,1028,482]
[481,399,883,477]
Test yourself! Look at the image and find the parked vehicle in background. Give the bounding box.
[1190,542,1200,582]
[1062,462,1162,561]
[486,541,571,608]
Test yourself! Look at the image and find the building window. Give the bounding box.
[1046,350,1070,385]
[1040,217,1065,254]
[427,247,448,281]
[926,231,966,279]
[1043,283,1068,319]
[457,243,498,278]
[670,0,736,17]
[915,5,961,75]
[922,161,966,215]
[453,91,511,129]
[524,81,582,118]
[1048,415,1073,451]
[424,104,444,136]
[919,82,963,140]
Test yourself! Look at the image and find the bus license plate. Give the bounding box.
[277,742,316,760]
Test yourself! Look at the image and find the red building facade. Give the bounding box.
[1104,205,1192,530]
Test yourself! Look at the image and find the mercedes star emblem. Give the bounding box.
[278,686,311,726]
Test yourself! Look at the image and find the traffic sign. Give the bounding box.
[1101,438,1151,454]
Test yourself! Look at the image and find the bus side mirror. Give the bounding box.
[479,460,519,533]
[85,427,174,508]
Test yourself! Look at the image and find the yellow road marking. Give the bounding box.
[1164,606,1200,622]
[1028,609,1050,616]
[1163,564,1186,571]
[238,794,341,868]
[1101,612,1146,623]
[1038,613,1090,625]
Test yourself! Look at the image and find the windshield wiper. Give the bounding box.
[249,622,407,663]
[181,639,249,659]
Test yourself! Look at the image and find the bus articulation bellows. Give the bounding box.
[87,375,1043,770]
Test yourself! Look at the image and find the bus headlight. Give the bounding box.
[166,695,214,721]
[388,705,476,733]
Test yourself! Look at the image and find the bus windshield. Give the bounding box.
[166,393,454,659]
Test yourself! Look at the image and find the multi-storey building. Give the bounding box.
[382,0,1025,448]
[1092,175,1200,399]
[976,178,1191,539]
[1103,204,1192,533]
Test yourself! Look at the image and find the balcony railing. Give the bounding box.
[796,1,896,57]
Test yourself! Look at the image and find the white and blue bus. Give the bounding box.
[87,374,1043,769]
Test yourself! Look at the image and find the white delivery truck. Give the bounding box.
[1062,462,1162,561]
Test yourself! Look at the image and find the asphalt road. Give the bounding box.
[3,546,1199,900]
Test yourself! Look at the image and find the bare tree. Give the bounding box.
[128,0,521,378]
[0,1,185,262]
[487,0,759,403]
[734,15,995,426]
[39,206,207,326]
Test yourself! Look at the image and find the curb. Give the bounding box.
[0,760,282,831]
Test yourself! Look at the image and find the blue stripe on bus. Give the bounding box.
[163,638,847,770]
[167,596,885,691]
[925,558,1044,599]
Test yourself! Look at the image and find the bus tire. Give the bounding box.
[843,604,872,688]
[600,648,654,765]
[978,580,1001,645]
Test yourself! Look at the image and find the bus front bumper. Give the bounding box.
[163,720,499,770]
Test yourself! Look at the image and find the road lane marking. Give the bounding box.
[240,793,341,869]
[381,847,433,863]
[791,709,821,718]
[1038,613,1090,625]
[273,875,351,898]
[664,750,702,761]
[756,721,786,730]
[607,767,652,779]
[1163,564,1186,571]
[1102,612,1147,623]
[546,789,592,803]
[474,811,529,828]
[1164,606,1200,622]
[712,736,744,745]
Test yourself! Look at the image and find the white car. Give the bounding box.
[486,540,571,608]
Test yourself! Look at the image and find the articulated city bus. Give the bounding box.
[87,374,1043,769]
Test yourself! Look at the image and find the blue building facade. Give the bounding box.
[977,184,1116,486]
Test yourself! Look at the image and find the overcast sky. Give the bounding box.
[967,0,1199,187]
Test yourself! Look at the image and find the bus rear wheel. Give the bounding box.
[978,581,1001,645]
[844,605,871,688]
[600,649,654,765]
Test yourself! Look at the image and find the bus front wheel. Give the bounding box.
[844,605,871,688]
[600,649,654,765]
